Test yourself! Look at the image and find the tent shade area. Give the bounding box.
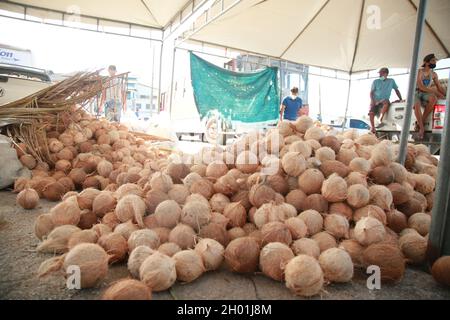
[185,0,450,73]
[0,0,193,29]
[190,52,279,123]
[2,0,450,304]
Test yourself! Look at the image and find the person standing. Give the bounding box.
[280,87,303,121]
[369,67,403,133]
[414,53,446,139]
[100,65,123,122]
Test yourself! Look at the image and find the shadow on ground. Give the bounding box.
[0,191,449,300]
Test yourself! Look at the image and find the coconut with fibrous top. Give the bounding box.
[319,248,353,283]
[224,237,260,273]
[284,255,324,297]
[321,174,347,203]
[195,238,224,271]
[259,242,294,281]
[290,238,320,259]
[297,169,324,195]
[139,252,176,291]
[354,217,386,246]
[298,210,323,236]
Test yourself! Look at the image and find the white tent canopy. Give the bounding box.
[1,0,192,29]
[188,0,450,73]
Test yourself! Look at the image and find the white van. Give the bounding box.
[0,63,52,106]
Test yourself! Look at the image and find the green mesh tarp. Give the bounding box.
[190,52,279,123]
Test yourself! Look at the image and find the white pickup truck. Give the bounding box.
[376,97,447,154]
[0,63,52,106]
[325,117,371,135]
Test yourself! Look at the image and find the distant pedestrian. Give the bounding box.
[135,106,140,118]
[280,87,303,121]
[100,65,124,122]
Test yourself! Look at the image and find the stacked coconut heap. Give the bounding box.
[16,114,450,300]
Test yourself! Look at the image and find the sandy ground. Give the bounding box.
[0,191,449,300]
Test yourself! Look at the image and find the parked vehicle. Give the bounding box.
[325,117,371,135]
[376,99,446,154]
[0,63,52,107]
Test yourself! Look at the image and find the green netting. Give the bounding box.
[190,52,279,123]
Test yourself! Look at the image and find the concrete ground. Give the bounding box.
[0,190,449,300]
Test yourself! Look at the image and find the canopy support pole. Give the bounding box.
[427,69,450,261]
[169,46,177,118]
[343,0,364,131]
[279,61,284,107]
[157,41,164,114]
[397,0,428,165]
[342,77,352,131]
[150,42,155,116]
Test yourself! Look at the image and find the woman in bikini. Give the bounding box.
[414,54,446,139]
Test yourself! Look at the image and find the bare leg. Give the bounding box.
[369,112,376,133]
[422,95,437,126]
[379,100,390,123]
[414,102,424,139]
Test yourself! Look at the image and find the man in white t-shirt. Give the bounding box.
[100,65,123,122]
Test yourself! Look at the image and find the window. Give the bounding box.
[146,104,151,110]
[350,119,370,130]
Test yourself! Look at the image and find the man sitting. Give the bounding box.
[369,67,403,133]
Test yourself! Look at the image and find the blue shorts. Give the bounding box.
[105,100,122,122]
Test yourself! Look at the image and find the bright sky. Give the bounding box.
[0,17,160,86]
[1,16,449,123]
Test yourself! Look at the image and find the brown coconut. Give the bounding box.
[369,166,395,185]
[321,174,347,203]
[346,184,370,208]
[98,232,128,263]
[198,223,230,247]
[319,248,353,283]
[223,202,247,228]
[285,189,307,211]
[172,250,205,283]
[284,255,324,297]
[291,238,320,259]
[338,239,364,266]
[362,243,405,283]
[354,217,386,246]
[101,279,152,300]
[224,237,260,273]
[78,209,98,230]
[408,212,431,236]
[168,224,197,249]
[261,222,292,246]
[50,195,81,226]
[281,152,307,177]
[249,183,276,208]
[431,256,450,287]
[329,202,353,221]
[320,160,350,178]
[297,169,324,195]
[16,188,39,209]
[34,213,54,240]
[301,194,328,213]
[115,194,146,228]
[259,242,294,281]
